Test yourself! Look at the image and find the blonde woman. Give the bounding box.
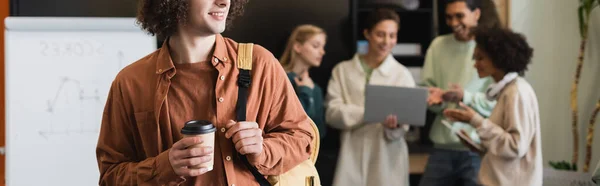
[280,24,327,138]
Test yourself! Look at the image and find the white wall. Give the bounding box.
[511,0,600,170]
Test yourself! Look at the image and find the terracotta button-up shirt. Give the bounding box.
[96,34,314,186]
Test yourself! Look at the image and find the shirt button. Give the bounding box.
[226,156,232,161]
[157,69,162,73]
[214,58,219,63]
[220,76,225,80]
[218,97,224,102]
[221,128,226,132]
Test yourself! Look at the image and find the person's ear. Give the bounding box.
[293,42,303,54]
[363,29,370,41]
[473,8,481,21]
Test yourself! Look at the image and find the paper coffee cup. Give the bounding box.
[181,120,216,171]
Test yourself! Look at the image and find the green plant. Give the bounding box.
[569,0,599,172]
[585,100,600,172]
[549,160,578,171]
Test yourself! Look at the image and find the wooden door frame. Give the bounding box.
[494,0,511,28]
[1,0,8,185]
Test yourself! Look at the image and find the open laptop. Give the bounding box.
[364,85,427,126]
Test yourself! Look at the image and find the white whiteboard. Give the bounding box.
[4,17,156,186]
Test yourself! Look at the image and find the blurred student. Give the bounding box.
[444,27,542,186]
[326,8,415,186]
[280,24,327,139]
[419,0,500,185]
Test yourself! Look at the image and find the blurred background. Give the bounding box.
[1,0,600,185]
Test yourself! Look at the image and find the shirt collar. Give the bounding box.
[375,55,396,77]
[352,54,396,77]
[155,34,230,75]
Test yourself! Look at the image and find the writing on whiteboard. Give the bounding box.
[40,39,104,57]
[40,77,103,138]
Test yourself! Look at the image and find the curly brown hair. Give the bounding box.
[136,0,249,39]
[474,27,534,75]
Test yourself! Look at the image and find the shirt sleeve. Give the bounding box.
[471,91,537,159]
[421,38,438,87]
[421,39,448,114]
[325,64,365,130]
[96,79,185,185]
[246,55,315,175]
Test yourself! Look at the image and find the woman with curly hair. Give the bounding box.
[443,27,542,186]
[419,1,500,185]
[96,0,317,185]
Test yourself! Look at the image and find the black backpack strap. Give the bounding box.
[236,43,271,186]
[236,69,251,121]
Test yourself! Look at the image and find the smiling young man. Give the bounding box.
[419,0,498,186]
[95,0,315,185]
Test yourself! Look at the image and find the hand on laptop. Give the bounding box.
[383,114,399,129]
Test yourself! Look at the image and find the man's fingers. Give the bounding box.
[235,136,262,151]
[238,144,262,155]
[231,128,261,144]
[180,167,210,177]
[172,137,203,150]
[173,155,212,168]
[173,146,213,160]
[225,120,236,129]
[225,121,258,138]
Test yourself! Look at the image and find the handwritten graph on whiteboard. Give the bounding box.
[5,17,157,186]
[41,76,102,138]
[14,36,132,139]
[37,45,127,138]
[8,33,143,139]
[20,38,132,138]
